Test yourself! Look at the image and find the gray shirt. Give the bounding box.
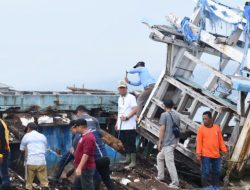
[78,114,101,130]
[159,111,180,147]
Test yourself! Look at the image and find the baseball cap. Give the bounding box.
[133,61,145,68]
[117,80,127,88]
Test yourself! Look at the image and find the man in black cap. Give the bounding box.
[125,61,155,116]
[74,119,96,190]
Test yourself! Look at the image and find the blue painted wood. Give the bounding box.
[0,93,118,112]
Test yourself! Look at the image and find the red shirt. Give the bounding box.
[74,132,96,170]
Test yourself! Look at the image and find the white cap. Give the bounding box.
[117,80,127,88]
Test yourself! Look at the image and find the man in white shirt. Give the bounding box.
[116,80,138,169]
[20,123,49,190]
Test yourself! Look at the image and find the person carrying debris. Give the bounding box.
[196,111,228,189]
[0,119,11,190]
[116,80,138,169]
[156,99,180,189]
[51,120,81,180]
[74,119,96,190]
[20,122,49,190]
[75,105,115,190]
[125,61,155,116]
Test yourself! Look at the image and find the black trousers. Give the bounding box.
[95,157,115,190]
[73,157,115,190]
[119,130,136,153]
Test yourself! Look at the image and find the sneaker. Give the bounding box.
[168,182,179,189]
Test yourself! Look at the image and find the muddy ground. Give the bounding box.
[6,152,200,190]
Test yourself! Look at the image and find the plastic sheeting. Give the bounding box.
[197,0,245,26]
[232,77,250,92]
[178,17,199,44]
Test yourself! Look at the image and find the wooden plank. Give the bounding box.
[166,14,244,63]
[215,112,232,131]
[237,91,247,116]
[198,30,243,62]
[230,111,250,173]
[176,93,190,112]
[184,51,232,85]
[138,70,165,123]
[204,59,230,90]
[146,76,169,119]
[151,97,199,133]
[190,7,202,25]
[211,111,218,122]
[226,28,243,46]
[139,120,198,163]
[176,77,237,112]
[150,27,229,59]
[150,32,224,58]
[166,44,174,75]
[176,144,197,163]
[188,99,200,119]
[164,76,228,113]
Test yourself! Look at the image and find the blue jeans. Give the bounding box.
[55,151,74,179]
[0,152,10,186]
[201,157,221,188]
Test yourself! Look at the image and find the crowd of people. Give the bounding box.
[0,62,228,190]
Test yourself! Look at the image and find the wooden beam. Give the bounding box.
[184,51,232,85]
[176,93,190,112]
[237,91,247,116]
[204,59,230,90]
[139,120,198,163]
[150,33,225,58]
[166,44,174,75]
[151,97,199,133]
[215,112,232,131]
[176,77,237,112]
[138,70,165,123]
[226,28,243,46]
[146,76,169,119]
[230,111,250,173]
[164,76,227,113]
[188,99,200,119]
[166,14,244,63]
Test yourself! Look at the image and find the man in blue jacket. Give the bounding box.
[125,61,155,116]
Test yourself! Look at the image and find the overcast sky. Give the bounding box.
[0,0,245,91]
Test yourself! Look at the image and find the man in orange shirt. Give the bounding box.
[196,111,227,189]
